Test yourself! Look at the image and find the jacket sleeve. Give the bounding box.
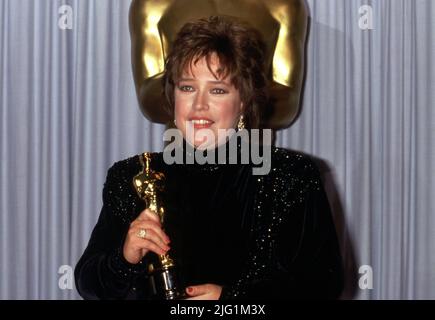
[220,158,344,300]
[74,164,147,300]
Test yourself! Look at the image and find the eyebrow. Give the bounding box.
[178,78,231,86]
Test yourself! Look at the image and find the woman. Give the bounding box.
[75,16,343,300]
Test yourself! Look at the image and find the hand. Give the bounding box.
[184,284,223,300]
[122,208,171,264]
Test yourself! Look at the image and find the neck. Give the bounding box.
[178,134,244,167]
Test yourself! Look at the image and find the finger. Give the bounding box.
[136,208,161,225]
[144,208,161,224]
[133,220,170,244]
[129,227,169,252]
[130,219,169,241]
[185,284,211,297]
[136,238,168,256]
[133,227,170,252]
[184,295,207,300]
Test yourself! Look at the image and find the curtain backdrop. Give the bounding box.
[1,0,434,299]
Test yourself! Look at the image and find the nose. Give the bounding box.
[192,89,209,111]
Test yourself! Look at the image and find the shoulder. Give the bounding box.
[268,146,322,193]
[102,152,161,223]
[103,153,143,202]
[271,146,320,178]
[106,151,163,180]
[104,152,166,199]
[104,151,167,195]
[106,154,141,179]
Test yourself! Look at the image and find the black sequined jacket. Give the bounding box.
[74,146,343,300]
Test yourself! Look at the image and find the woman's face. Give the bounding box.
[174,54,243,149]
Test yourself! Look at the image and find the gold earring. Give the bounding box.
[237,115,245,131]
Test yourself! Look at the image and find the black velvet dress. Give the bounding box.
[74,141,343,300]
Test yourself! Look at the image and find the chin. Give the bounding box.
[193,139,217,150]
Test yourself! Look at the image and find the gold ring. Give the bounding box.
[137,229,147,239]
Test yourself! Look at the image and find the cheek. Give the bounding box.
[174,94,190,118]
[215,100,241,124]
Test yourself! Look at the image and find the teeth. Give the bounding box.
[191,119,212,125]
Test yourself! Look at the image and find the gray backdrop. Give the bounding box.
[1,0,434,299]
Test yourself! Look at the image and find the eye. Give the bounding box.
[211,88,227,94]
[178,85,194,92]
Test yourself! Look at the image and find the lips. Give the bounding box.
[189,117,214,129]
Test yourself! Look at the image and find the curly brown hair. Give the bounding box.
[163,15,269,129]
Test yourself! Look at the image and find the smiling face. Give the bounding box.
[173,54,243,149]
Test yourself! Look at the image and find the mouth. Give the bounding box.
[189,118,214,129]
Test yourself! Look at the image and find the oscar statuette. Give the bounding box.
[133,152,186,300]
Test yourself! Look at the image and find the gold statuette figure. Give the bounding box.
[133,152,185,299]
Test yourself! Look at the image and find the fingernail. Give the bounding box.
[186,287,193,293]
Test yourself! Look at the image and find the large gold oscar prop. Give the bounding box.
[129,0,308,129]
[133,153,185,300]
